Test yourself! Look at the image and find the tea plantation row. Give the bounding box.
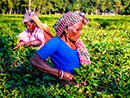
[0,14,130,98]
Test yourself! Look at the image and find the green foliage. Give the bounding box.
[0,15,130,97]
[74,64,99,85]
[1,0,130,14]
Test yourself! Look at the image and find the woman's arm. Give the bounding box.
[13,41,25,50]
[30,54,74,81]
[13,40,41,50]
[30,54,58,76]
[25,40,41,46]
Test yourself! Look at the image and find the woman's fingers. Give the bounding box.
[25,42,31,46]
[18,42,25,46]
[63,71,74,81]
[13,42,25,50]
[13,46,19,50]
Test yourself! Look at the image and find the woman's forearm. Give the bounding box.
[30,54,75,81]
[24,40,41,46]
[13,41,25,50]
[30,54,58,77]
[30,40,41,46]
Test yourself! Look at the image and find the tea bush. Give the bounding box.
[0,15,130,98]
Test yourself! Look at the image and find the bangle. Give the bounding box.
[58,69,62,78]
[58,69,63,79]
[30,41,33,45]
[59,70,63,79]
[31,41,33,45]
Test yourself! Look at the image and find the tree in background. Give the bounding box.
[29,0,31,12]
[0,0,130,15]
[80,0,91,14]
[62,0,69,13]
[121,0,130,15]
[100,0,107,13]
[20,0,29,13]
[12,0,21,14]
[7,0,13,14]
[2,0,13,14]
[105,0,114,12]
[90,0,100,15]
[41,0,54,14]
[53,0,63,13]
[73,0,81,11]
[113,0,122,15]
[67,3,73,12]
[0,0,8,14]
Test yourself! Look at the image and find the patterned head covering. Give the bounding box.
[22,12,53,43]
[54,12,89,36]
[22,12,39,22]
[54,11,91,66]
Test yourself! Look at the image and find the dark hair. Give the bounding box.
[29,20,34,23]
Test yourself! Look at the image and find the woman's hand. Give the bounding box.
[13,41,32,50]
[62,71,74,81]
[13,41,25,50]
[24,42,30,46]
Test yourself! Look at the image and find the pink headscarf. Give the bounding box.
[22,12,39,23]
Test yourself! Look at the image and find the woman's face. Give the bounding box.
[24,21,36,33]
[65,21,83,42]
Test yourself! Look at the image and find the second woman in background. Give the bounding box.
[14,12,53,50]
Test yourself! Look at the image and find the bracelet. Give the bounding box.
[30,41,33,45]
[30,41,31,45]
[58,69,63,79]
[58,69,62,78]
[59,70,63,79]
[31,41,33,45]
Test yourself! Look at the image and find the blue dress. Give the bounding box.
[36,37,81,74]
